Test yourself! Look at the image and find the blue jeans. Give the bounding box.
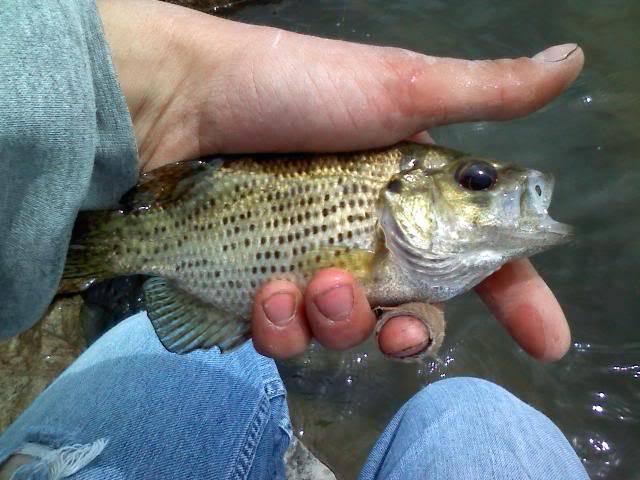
[0,313,588,479]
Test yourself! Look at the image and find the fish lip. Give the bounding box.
[539,218,574,237]
[515,216,574,248]
[539,218,575,245]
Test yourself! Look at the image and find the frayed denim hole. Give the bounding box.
[8,438,108,480]
[23,428,80,451]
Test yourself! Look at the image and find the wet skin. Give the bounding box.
[97,0,584,361]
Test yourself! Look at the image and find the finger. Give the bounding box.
[304,268,376,350]
[377,315,432,358]
[474,259,571,362]
[252,280,311,359]
[180,18,584,159]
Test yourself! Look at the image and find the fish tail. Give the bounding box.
[59,211,117,293]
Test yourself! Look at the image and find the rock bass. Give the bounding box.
[62,142,572,355]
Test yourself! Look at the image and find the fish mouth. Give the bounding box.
[514,171,573,248]
[515,217,574,248]
[537,217,574,238]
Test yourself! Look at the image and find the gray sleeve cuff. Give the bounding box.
[83,0,139,209]
[0,0,138,338]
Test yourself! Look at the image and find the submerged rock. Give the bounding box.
[285,436,337,480]
[0,295,85,431]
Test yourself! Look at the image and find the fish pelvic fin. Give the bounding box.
[143,277,251,354]
[59,211,117,294]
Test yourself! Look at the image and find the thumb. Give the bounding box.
[115,4,585,166]
[192,22,583,153]
[394,43,583,127]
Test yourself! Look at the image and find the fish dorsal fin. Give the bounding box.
[143,277,250,354]
[120,158,223,212]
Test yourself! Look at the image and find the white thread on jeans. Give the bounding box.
[13,438,108,479]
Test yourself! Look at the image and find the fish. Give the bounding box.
[61,142,572,355]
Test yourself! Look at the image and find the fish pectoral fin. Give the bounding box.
[119,158,223,211]
[143,277,250,354]
[307,248,379,281]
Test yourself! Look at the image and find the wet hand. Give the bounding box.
[98,0,584,361]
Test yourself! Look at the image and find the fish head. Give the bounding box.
[380,144,573,298]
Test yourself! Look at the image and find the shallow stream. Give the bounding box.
[223,1,640,478]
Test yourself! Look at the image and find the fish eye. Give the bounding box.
[455,161,498,191]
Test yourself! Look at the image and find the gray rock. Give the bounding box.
[285,436,336,480]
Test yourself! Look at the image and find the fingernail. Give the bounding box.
[533,43,578,63]
[313,284,354,321]
[378,316,431,357]
[262,292,296,326]
[391,338,431,358]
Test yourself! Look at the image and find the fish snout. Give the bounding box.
[521,170,554,216]
[519,170,573,243]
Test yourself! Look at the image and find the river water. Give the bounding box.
[222,1,640,478]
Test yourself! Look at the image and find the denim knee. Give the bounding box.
[407,376,527,417]
[1,313,292,479]
[403,376,578,456]
[360,377,589,480]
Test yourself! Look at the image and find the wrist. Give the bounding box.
[95,0,197,169]
[97,0,279,171]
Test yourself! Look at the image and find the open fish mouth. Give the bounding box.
[515,171,574,247]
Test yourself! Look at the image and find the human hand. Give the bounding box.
[97,0,583,361]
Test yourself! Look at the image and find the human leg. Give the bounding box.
[360,377,588,480]
[0,312,291,479]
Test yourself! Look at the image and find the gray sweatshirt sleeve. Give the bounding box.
[0,0,138,339]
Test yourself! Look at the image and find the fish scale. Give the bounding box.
[85,149,401,320]
[62,142,571,355]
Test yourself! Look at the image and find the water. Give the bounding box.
[220,1,639,478]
